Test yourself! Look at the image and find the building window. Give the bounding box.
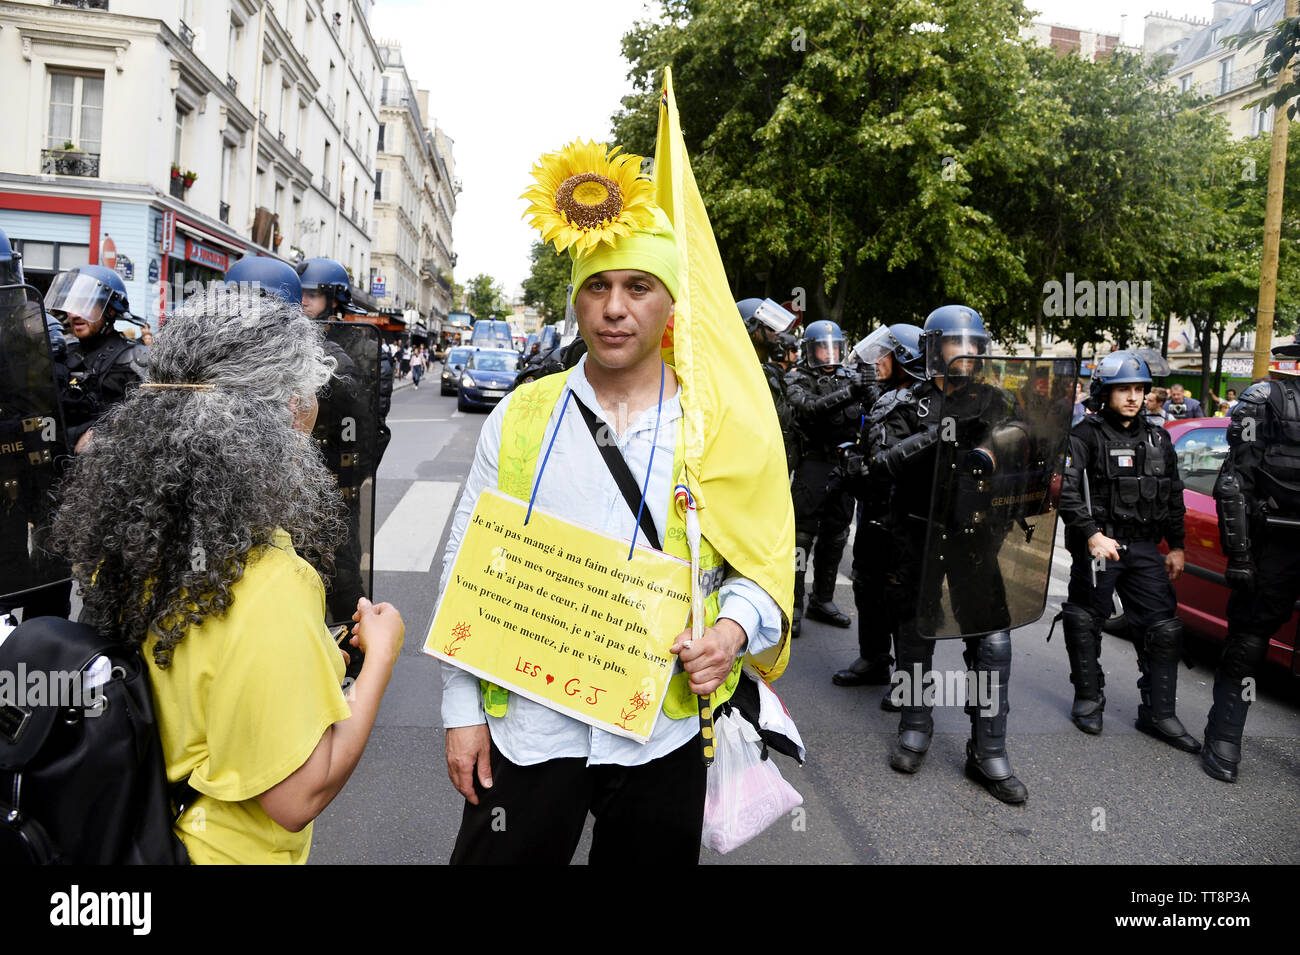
[377,123,385,151]
[1218,56,1234,96]
[47,70,104,155]
[1179,74,1192,94]
[173,103,188,166]
[374,169,383,201]
[1255,103,1275,136]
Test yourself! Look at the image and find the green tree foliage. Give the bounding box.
[521,241,572,322]
[607,0,1269,361]
[464,273,508,319]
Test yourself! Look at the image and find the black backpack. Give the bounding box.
[0,616,192,864]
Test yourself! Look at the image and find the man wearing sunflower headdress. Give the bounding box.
[435,139,787,864]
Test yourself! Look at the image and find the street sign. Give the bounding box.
[371,275,387,297]
[160,212,175,254]
[116,253,134,281]
[101,234,116,270]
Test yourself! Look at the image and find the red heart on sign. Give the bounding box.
[545,674,555,684]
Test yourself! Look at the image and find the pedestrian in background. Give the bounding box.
[1145,387,1171,425]
[1163,383,1204,419]
[411,345,426,389]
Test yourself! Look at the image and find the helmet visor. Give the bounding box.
[0,253,22,288]
[750,298,798,335]
[851,327,894,368]
[805,335,844,368]
[44,271,114,320]
[927,329,988,379]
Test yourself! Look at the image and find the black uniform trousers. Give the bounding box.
[1065,536,1176,633]
[791,456,855,603]
[851,502,896,664]
[1222,524,1300,680]
[450,737,708,865]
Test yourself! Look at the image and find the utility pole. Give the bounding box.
[1255,0,1299,378]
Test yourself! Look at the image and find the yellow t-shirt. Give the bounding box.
[144,529,351,865]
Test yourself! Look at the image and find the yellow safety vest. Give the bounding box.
[485,369,742,721]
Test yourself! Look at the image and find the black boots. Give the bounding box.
[1061,604,1105,734]
[1201,673,1250,782]
[1135,618,1200,754]
[964,632,1028,805]
[889,708,933,774]
[832,655,891,687]
[806,599,851,627]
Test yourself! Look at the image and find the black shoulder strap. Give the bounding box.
[568,391,662,551]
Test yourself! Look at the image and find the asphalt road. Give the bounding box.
[309,369,1300,864]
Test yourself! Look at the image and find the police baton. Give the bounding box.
[1083,471,1098,587]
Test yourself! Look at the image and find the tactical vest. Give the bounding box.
[1259,380,1300,514]
[787,365,863,459]
[1084,415,1171,536]
[486,370,744,722]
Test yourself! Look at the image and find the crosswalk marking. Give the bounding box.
[373,481,461,573]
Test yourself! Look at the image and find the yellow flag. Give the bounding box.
[654,67,795,679]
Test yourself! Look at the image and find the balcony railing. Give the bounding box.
[258,110,267,126]
[226,73,238,94]
[344,122,351,141]
[295,147,302,161]
[278,130,286,144]
[169,177,186,200]
[54,0,109,9]
[41,148,99,177]
[178,19,195,48]
[326,94,335,118]
[219,201,230,223]
[339,195,347,214]
[321,176,330,197]
[1194,63,1276,101]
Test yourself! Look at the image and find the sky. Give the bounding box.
[369,0,1227,299]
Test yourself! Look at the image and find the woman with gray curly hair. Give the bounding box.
[51,285,404,864]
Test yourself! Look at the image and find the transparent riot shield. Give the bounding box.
[916,355,1077,638]
[0,286,71,606]
[313,321,380,629]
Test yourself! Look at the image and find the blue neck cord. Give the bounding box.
[524,388,574,527]
[628,360,666,560]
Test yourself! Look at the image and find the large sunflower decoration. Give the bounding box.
[521,139,656,254]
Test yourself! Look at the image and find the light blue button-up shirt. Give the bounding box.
[437,355,783,767]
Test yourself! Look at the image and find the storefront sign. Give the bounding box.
[160,212,175,254]
[184,238,229,272]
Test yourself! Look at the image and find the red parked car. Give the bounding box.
[1161,417,1297,668]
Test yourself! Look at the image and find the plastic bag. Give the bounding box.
[701,711,803,854]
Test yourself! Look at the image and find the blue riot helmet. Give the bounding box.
[922,304,988,380]
[852,323,925,382]
[45,264,133,334]
[739,297,799,362]
[737,297,798,337]
[297,256,359,316]
[0,226,22,287]
[801,319,845,370]
[1088,350,1152,406]
[225,255,302,305]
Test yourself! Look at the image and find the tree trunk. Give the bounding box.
[1198,310,1214,410]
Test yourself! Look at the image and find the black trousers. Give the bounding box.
[792,456,855,604]
[1221,525,1300,682]
[449,737,708,865]
[1065,536,1176,633]
[851,503,895,663]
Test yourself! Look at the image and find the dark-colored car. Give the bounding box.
[1161,417,1297,668]
[440,346,473,396]
[458,349,521,413]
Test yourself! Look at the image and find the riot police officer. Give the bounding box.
[869,305,1031,803]
[834,323,925,689]
[785,320,873,636]
[297,256,392,465]
[226,256,378,633]
[738,297,800,473]
[1,227,73,621]
[1203,340,1300,782]
[45,264,148,453]
[1056,351,1197,751]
